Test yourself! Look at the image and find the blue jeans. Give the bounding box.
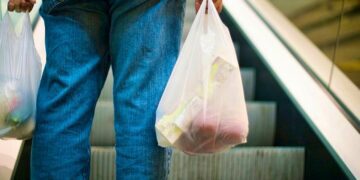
[31,0,185,179]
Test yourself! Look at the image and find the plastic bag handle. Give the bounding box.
[198,0,207,15]
[198,0,218,14]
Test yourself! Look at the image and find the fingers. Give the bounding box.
[213,0,223,13]
[8,0,16,12]
[195,0,223,13]
[195,0,201,13]
[8,0,36,12]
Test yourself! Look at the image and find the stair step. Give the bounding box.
[89,146,305,180]
[98,70,113,101]
[98,68,256,102]
[244,102,277,146]
[90,147,116,180]
[91,101,276,147]
[90,101,115,146]
[241,68,256,101]
[169,147,304,180]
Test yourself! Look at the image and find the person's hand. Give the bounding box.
[195,0,223,13]
[8,0,36,13]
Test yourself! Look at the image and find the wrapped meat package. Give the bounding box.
[155,0,248,154]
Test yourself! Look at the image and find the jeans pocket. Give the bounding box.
[41,0,68,14]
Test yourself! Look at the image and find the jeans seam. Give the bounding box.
[42,0,66,14]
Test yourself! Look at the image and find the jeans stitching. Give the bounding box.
[42,0,66,14]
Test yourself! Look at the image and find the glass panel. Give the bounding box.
[330,1,360,89]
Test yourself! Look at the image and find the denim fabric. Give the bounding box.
[31,0,185,179]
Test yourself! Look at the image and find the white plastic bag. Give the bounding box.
[155,0,248,154]
[0,12,42,139]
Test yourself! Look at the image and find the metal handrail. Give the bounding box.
[223,1,360,179]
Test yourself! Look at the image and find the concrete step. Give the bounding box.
[91,101,276,147]
[169,147,304,180]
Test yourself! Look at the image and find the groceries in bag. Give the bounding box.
[0,12,42,139]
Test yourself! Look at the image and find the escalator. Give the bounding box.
[166,2,342,179]
[1,0,359,179]
[273,0,360,87]
[82,2,357,179]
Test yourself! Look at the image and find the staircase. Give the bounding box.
[89,1,305,180]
